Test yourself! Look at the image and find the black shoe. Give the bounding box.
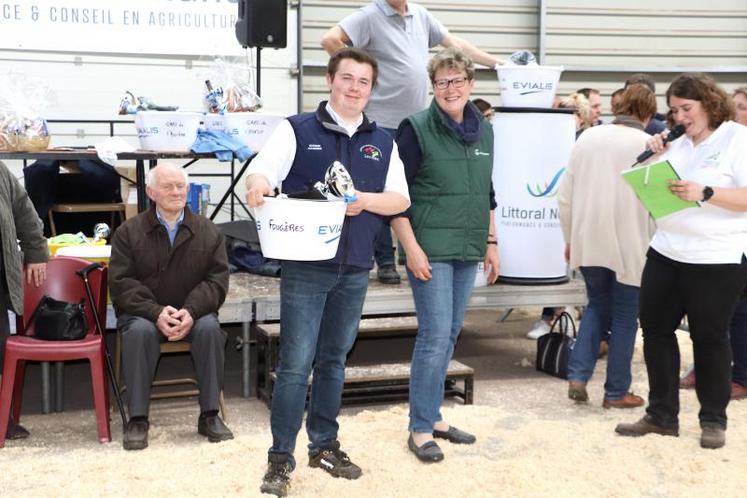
[700,425,726,449]
[614,415,679,438]
[308,447,362,479]
[433,425,476,444]
[197,414,234,443]
[407,434,444,463]
[260,454,293,497]
[377,265,401,284]
[123,419,149,450]
[6,419,30,440]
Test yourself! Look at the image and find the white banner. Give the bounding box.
[0,0,248,56]
[492,110,576,281]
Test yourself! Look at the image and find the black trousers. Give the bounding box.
[639,249,747,429]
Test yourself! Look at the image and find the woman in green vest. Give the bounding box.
[392,47,499,463]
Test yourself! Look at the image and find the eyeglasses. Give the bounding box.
[433,76,469,90]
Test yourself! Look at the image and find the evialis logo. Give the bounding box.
[360,144,381,161]
[526,168,565,197]
[474,148,490,156]
[512,81,554,96]
[318,223,343,244]
[307,144,322,151]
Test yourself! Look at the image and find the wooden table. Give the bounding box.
[0,149,252,220]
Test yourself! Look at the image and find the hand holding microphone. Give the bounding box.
[636,124,686,163]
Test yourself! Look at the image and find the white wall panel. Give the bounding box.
[301,0,747,118]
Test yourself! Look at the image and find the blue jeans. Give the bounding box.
[269,261,369,467]
[567,266,640,400]
[730,294,747,386]
[408,261,477,433]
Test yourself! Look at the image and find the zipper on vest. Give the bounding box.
[464,144,472,256]
[336,135,351,272]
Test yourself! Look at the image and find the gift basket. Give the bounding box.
[0,73,53,151]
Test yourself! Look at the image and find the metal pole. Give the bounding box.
[256,46,262,97]
[537,0,547,65]
[296,0,303,114]
[76,264,128,428]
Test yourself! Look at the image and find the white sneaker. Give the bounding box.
[526,320,551,339]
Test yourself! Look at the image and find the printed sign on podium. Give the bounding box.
[491,108,576,283]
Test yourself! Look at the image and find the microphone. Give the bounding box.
[636,124,686,163]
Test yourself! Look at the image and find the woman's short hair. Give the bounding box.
[427,47,475,83]
[734,86,747,100]
[615,84,657,122]
[558,93,593,129]
[665,73,734,129]
[327,47,379,88]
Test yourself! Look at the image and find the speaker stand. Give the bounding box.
[256,46,262,97]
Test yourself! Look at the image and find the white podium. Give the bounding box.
[491,108,576,283]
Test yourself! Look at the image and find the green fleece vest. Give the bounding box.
[404,101,494,262]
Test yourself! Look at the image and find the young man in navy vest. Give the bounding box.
[245,48,410,497]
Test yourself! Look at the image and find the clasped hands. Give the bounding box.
[157,306,193,342]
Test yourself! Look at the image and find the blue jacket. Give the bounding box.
[285,102,393,269]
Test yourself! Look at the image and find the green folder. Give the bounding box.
[620,160,700,219]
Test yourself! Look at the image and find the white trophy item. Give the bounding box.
[325,161,357,202]
[92,223,111,243]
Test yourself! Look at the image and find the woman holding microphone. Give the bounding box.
[615,73,747,449]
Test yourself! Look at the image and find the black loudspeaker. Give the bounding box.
[235,0,287,48]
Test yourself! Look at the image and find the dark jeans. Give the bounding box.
[374,224,395,267]
[729,294,747,386]
[567,267,639,399]
[639,249,747,429]
[374,126,399,268]
[269,261,369,468]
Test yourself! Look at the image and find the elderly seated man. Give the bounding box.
[109,163,232,450]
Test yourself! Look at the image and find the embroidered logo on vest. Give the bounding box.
[360,144,381,161]
[307,144,322,151]
[474,149,490,156]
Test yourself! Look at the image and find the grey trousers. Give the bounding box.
[119,313,227,418]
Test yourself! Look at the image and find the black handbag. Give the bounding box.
[535,311,577,379]
[24,296,88,341]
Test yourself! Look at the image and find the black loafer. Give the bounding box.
[198,414,234,443]
[123,419,149,451]
[407,434,444,463]
[433,426,476,444]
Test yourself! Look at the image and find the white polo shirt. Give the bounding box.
[650,120,747,264]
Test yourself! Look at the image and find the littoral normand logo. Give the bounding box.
[526,167,565,197]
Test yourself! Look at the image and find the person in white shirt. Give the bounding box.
[245,48,410,497]
[615,73,747,450]
[321,0,503,285]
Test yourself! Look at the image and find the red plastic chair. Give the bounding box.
[0,256,110,448]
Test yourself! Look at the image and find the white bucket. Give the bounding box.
[474,262,487,288]
[219,112,284,152]
[253,196,347,261]
[497,65,563,108]
[55,244,112,263]
[134,111,202,151]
